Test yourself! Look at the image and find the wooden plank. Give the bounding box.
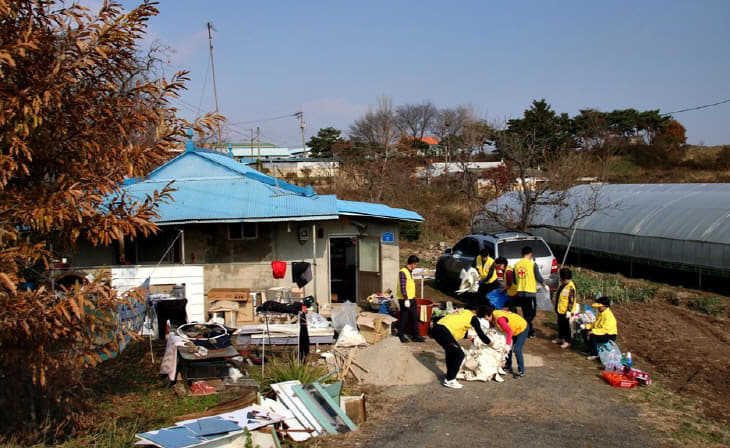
[260,398,311,443]
[270,381,323,436]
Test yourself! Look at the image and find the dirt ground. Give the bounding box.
[613,300,730,424]
[321,325,665,448]
[316,296,730,448]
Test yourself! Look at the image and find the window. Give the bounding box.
[229,222,257,240]
[358,238,380,272]
[453,238,479,256]
[497,240,551,259]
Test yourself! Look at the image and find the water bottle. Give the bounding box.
[625,352,633,368]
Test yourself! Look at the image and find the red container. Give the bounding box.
[416,298,434,337]
[395,298,435,337]
[602,370,638,388]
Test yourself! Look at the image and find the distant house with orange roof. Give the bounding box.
[403,136,442,156]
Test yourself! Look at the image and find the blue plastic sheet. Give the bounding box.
[487,290,509,308]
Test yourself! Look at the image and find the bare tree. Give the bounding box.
[395,101,437,141]
[476,132,610,238]
[347,95,399,201]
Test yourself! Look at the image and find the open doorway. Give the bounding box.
[329,236,357,303]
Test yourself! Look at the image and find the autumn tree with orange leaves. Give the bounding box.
[0,1,220,440]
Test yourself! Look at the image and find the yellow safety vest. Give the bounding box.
[437,309,475,340]
[493,310,527,336]
[396,267,416,300]
[476,255,497,284]
[556,280,578,314]
[587,307,618,336]
[514,258,537,293]
[505,265,518,297]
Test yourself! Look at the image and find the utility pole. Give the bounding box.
[257,126,260,160]
[207,22,222,146]
[250,128,254,159]
[297,109,307,158]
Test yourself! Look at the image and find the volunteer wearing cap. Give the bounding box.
[432,305,493,389]
[397,255,425,343]
[581,296,618,360]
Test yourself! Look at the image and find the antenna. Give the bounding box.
[207,22,222,146]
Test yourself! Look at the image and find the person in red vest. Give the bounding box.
[397,255,425,343]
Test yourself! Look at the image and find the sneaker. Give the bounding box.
[497,367,506,375]
[411,335,425,342]
[586,355,599,360]
[493,374,504,383]
[514,370,525,378]
[399,335,409,343]
[528,333,536,339]
[551,338,563,344]
[560,342,571,349]
[504,365,513,373]
[442,378,463,389]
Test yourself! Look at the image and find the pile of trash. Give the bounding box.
[136,375,363,447]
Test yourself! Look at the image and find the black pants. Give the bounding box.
[517,293,537,336]
[432,324,465,381]
[398,299,420,338]
[557,313,572,342]
[581,331,617,356]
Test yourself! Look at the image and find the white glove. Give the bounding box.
[565,312,572,318]
[580,324,586,330]
[404,299,410,308]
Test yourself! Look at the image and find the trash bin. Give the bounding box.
[415,298,434,337]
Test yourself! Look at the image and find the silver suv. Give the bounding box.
[435,232,559,292]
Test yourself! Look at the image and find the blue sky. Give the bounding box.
[123,0,729,146]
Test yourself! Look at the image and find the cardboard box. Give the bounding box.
[207,288,251,302]
[357,312,397,344]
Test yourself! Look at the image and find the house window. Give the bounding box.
[229,222,257,240]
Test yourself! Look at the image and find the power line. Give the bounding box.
[228,113,300,126]
[662,97,730,117]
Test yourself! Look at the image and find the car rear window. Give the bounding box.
[497,240,552,259]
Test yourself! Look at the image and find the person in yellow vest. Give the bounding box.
[431,305,493,389]
[552,268,578,349]
[496,257,517,306]
[474,248,499,299]
[483,304,529,378]
[397,255,425,343]
[514,246,547,338]
[581,296,618,360]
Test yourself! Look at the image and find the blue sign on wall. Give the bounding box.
[381,232,395,243]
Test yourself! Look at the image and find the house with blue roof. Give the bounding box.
[72,131,423,317]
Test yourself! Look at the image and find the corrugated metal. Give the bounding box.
[121,149,423,223]
[123,178,338,223]
[337,199,424,222]
[484,184,730,272]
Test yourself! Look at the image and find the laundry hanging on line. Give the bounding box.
[292,262,312,287]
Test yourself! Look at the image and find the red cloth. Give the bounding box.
[272,261,286,279]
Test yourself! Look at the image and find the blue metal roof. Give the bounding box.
[337,199,424,222]
[120,139,422,224]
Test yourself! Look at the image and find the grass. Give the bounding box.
[627,381,730,447]
[250,353,331,395]
[686,297,726,316]
[571,268,658,304]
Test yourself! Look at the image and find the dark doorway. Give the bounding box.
[330,237,358,302]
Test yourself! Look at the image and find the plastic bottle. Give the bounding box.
[625,352,633,368]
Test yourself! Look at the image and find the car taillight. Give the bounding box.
[551,258,558,274]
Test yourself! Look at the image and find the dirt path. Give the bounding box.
[323,324,666,448]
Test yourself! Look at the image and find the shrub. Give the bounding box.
[399,222,421,241]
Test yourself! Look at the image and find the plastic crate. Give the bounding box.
[602,370,638,388]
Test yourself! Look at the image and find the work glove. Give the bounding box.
[565,312,572,319]
[580,324,586,330]
[404,299,410,308]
